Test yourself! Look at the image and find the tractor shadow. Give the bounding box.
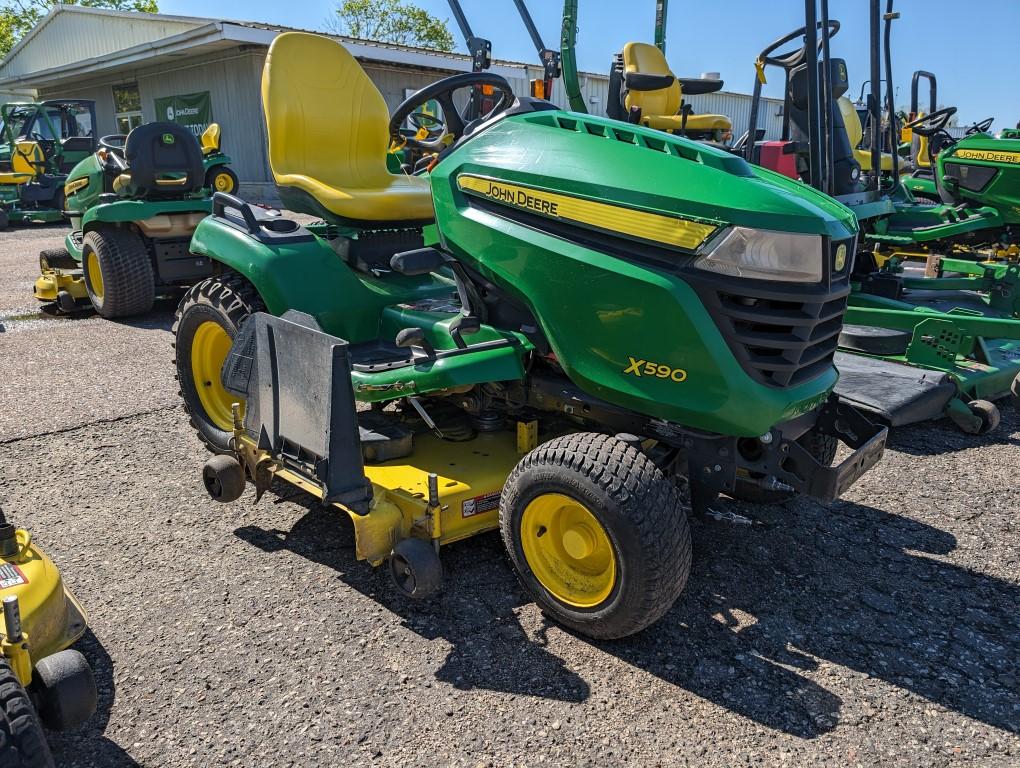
[594,496,1020,738]
[46,629,139,767]
[234,486,1019,739]
[886,406,1020,457]
[234,489,590,704]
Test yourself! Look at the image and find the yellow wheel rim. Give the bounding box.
[520,493,616,608]
[190,320,239,431]
[85,250,103,300]
[212,172,234,193]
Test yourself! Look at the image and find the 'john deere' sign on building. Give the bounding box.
[154,91,212,138]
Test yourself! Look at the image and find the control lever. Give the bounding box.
[449,315,481,349]
[395,327,436,358]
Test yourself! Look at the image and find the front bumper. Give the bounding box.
[676,394,887,506]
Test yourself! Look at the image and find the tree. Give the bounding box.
[0,0,158,59]
[327,0,454,51]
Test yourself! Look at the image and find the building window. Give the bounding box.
[113,84,142,133]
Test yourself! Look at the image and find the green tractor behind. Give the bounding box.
[175,32,886,640]
[0,100,96,228]
[34,122,231,318]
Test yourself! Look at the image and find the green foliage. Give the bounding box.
[0,0,159,59]
[328,0,454,51]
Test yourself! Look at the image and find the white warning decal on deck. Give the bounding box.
[462,491,501,518]
[0,563,28,590]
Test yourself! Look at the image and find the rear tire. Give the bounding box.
[730,429,838,505]
[0,658,54,768]
[81,227,154,318]
[173,274,265,453]
[39,248,76,270]
[501,433,692,640]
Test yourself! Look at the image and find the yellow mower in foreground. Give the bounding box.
[0,508,96,768]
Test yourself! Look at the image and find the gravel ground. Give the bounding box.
[0,224,1018,767]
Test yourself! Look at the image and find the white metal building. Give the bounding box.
[0,5,786,200]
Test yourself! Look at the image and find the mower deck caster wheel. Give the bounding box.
[389,538,442,599]
[950,399,1000,435]
[202,455,246,502]
[32,650,97,732]
[56,290,77,314]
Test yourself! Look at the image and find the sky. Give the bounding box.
[159,0,1020,129]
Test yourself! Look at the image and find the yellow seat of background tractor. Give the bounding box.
[262,32,433,224]
[838,96,894,172]
[0,140,44,184]
[200,122,221,155]
[622,42,732,135]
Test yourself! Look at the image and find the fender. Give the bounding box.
[81,197,212,231]
[188,214,455,344]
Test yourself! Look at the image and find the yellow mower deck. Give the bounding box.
[34,268,86,304]
[236,424,537,566]
[1,528,87,686]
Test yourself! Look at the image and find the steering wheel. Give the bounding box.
[389,72,515,153]
[99,134,127,155]
[754,20,841,72]
[966,117,994,136]
[905,107,957,137]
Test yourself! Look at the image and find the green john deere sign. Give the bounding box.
[154,91,212,138]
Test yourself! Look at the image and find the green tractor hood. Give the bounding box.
[430,109,858,436]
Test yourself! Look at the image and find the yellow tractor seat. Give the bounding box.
[838,97,894,172]
[262,32,433,225]
[621,42,732,137]
[912,123,932,169]
[200,123,221,155]
[0,141,44,184]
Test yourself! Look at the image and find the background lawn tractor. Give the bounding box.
[175,32,885,640]
[0,100,96,228]
[561,0,733,145]
[0,507,97,768]
[198,122,238,195]
[745,0,1020,435]
[34,122,227,318]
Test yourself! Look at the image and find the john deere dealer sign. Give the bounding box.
[154,91,212,138]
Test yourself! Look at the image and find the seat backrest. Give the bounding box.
[838,97,864,149]
[911,118,932,168]
[201,123,221,155]
[263,32,392,193]
[123,121,204,197]
[622,42,680,118]
[11,141,43,177]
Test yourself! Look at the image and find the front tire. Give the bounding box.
[500,433,692,640]
[0,658,54,768]
[81,227,154,318]
[173,274,265,452]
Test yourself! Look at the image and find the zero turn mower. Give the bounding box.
[0,100,96,228]
[562,0,733,145]
[176,32,886,639]
[744,1,1020,435]
[0,508,97,768]
[34,122,229,318]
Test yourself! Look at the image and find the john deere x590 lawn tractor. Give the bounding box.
[0,100,96,228]
[34,122,223,318]
[175,32,886,639]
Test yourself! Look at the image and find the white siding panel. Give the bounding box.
[1,13,203,79]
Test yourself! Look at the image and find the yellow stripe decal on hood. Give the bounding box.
[457,174,717,250]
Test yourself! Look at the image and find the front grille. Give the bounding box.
[709,286,848,387]
[687,238,853,388]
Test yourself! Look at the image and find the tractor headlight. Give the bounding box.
[693,227,823,283]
